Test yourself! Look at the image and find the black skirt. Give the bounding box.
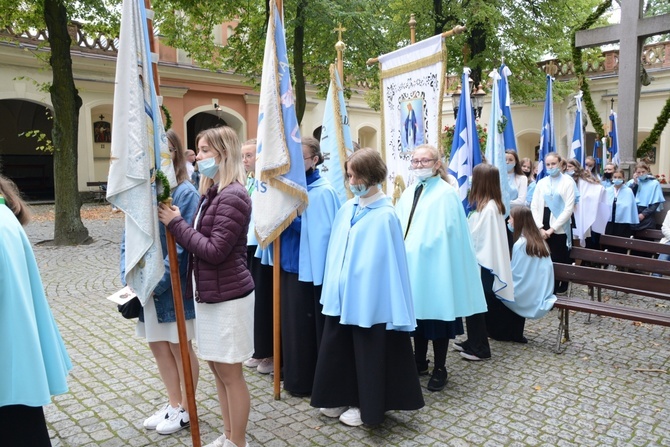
[311,317,425,425]
[413,319,463,340]
[280,270,324,396]
[0,405,51,447]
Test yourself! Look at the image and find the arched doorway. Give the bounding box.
[0,99,54,201]
[186,111,228,150]
[357,125,378,151]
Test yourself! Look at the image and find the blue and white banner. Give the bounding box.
[609,109,620,167]
[253,0,308,248]
[448,68,482,211]
[377,34,445,193]
[570,90,585,167]
[499,64,517,152]
[536,75,556,181]
[319,64,353,204]
[485,69,511,218]
[106,0,176,305]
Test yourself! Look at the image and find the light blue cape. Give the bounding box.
[629,177,665,210]
[396,176,487,320]
[298,177,341,285]
[0,205,72,406]
[503,237,556,319]
[606,185,639,225]
[320,196,416,331]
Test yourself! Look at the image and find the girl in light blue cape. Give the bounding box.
[605,169,639,241]
[627,162,665,231]
[0,176,72,446]
[504,207,556,321]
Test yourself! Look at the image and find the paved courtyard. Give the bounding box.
[24,204,670,446]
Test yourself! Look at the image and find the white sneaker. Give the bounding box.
[320,406,348,418]
[143,403,171,430]
[222,440,250,447]
[257,357,274,374]
[243,358,262,368]
[156,404,189,434]
[204,434,227,447]
[339,407,363,427]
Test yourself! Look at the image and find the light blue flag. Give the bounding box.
[609,110,620,167]
[253,0,308,247]
[319,64,353,204]
[569,90,585,167]
[536,75,556,181]
[448,68,482,212]
[499,64,517,151]
[485,69,511,218]
[107,0,176,305]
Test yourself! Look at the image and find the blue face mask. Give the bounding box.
[197,157,219,179]
[349,183,370,197]
[612,179,624,186]
[566,170,575,176]
[507,222,514,232]
[638,174,650,182]
[547,167,560,177]
[506,163,515,172]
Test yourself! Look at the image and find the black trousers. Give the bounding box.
[248,246,274,359]
[543,208,571,293]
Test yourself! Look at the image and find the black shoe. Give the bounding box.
[427,367,447,392]
[452,341,466,352]
[416,359,430,376]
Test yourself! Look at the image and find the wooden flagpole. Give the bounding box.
[144,0,201,445]
[273,0,284,401]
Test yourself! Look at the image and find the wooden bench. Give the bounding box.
[634,228,664,241]
[552,263,670,353]
[570,246,670,278]
[86,182,107,202]
[599,234,670,256]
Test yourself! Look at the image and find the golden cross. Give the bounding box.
[333,23,346,41]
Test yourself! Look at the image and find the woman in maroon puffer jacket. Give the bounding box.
[158,126,254,447]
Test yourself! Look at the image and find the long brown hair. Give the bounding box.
[167,130,189,185]
[0,174,31,225]
[505,150,523,176]
[510,207,550,258]
[469,163,505,214]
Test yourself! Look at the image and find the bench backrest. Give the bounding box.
[599,234,670,256]
[634,228,663,241]
[553,263,670,298]
[570,247,670,276]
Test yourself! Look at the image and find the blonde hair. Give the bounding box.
[195,126,245,194]
[413,144,448,182]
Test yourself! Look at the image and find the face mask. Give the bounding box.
[506,163,515,172]
[638,175,648,182]
[612,179,624,186]
[603,172,612,180]
[197,157,219,179]
[349,183,370,197]
[585,165,593,172]
[547,167,560,177]
[413,168,434,181]
[507,222,514,232]
[566,170,575,176]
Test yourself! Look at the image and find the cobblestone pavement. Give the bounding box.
[24,204,670,446]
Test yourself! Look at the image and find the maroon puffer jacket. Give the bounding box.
[168,181,254,303]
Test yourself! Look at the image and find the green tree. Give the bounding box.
[1,0,120,245]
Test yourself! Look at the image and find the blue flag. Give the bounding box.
[569,90,585,167]
[499,64,517,152]
[592,139,601,173]
[485,69,511,218]
[319,64,353,204]
[609,110,620,167]
[536,75,555,181]
[448,68,482,212]
[253,0,308,247]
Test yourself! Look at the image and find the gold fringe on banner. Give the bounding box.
[380,52,443,80]
[330,64,354,199]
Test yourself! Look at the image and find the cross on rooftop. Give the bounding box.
[575,1,670,167]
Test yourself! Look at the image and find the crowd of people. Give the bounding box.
[3,124,667,447]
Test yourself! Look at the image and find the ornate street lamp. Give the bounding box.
[472,83,486,119]
[451,84,462,119]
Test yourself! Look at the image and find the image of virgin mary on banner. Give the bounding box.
[377,34,445,193]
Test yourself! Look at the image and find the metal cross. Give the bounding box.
[333,23,346,41]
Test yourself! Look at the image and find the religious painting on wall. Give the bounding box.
[376,34,445,194]
[93,120,112,143]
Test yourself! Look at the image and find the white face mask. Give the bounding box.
[413,168,434,181]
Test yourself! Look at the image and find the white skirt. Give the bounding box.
[136,295,195,343]
[195,291,255,364]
